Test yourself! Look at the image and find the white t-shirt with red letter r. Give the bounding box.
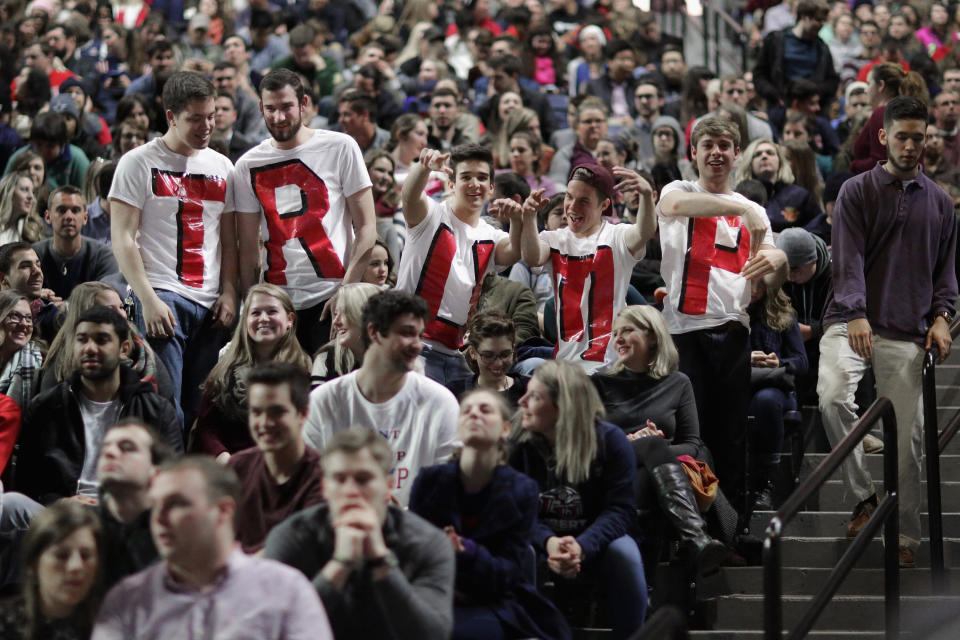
[231,129,372,309]
[657,180,774,334]
[109,138,233,309]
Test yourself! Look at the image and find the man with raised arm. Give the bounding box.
[519,161,657,372]
[655,116,787,506]
[396,143,523,387]
[234,68,377,354]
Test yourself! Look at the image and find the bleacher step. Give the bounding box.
[698,566,960,598]
[749,510,960,537]
[760,537,960,568]
[814,480,960,511]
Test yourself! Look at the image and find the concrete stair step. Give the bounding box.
[698,566,960,598]
[767,537,960,568]
[710,595,960,631]
[749,510,960,538]
[805,454,960,483]
[812,480,960,511]
[690,632,885,639]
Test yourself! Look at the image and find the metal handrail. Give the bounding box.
[665,2,748,74]
[764,398,899,640]
[920,318,960,594]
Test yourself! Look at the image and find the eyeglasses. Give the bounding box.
[477,350,513,363]
[5,312,33,326]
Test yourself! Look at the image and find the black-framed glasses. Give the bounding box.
[5,312,33,326]
[477,350,513,363]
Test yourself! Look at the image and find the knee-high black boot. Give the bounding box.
[651,462,729,577]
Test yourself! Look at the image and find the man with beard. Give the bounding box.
[233,68,377,354]
[426,87,472,151]
[32,186,118,300]
[44,24,98,91]
[110,72,236,432]
[301,291,459,506]
[924,123,960,206]
[818,96,957,568]
[15,306,182,505]
[658,46,686,120]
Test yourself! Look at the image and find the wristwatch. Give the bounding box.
[935,311,953,324]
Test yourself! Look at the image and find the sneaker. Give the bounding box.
[863,433,884,454]
[845,494,878,539]
[899,546,916,568]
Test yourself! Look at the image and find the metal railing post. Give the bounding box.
[922,349,947,593]
[702,2,710,68]
[763,519,783,640]
[713,5,721,72]
[882,404,900,640]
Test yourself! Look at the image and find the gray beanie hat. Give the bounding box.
[776,228,817,267]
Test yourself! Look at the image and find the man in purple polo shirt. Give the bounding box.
[818,95,957,568]
[92,456,332,640]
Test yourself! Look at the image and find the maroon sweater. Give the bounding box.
[228,445,325,553]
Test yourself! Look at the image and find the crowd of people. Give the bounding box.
[0,0,956,637]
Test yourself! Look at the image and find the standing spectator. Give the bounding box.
[233,69,377,354]
[410,389,572,640]
[33,186,118,300]
[92,457,333,639]
[109,72,237,431]
[302,290,459,504]
[191,284,311,461]
[818,96,957,568]
[265,428,455,639]
[754,0,839,110]
[229,363,324,553]
[585,40,640,128]
[656,117,786,504]
[509,360,646,640]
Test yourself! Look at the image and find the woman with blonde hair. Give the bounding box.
[388,114,429,185]
[0,291,44,410]
[0,172,45,244]
[37,282,172,399]
[734,138,823,234]
[509,360,646,639]
[494,107,553,172]
[312,282,381,385]
[191,284,311,461]
[592,305,729,578]
[782,139,825,207]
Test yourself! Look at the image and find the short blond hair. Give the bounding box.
[609,305,679,379]
[691,116,740,150]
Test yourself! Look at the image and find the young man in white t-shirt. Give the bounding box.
[302,290,459,506]
[656,116,787,505]
[234,68,377,354]
[519,161,657,372]
[396,143,523,388]
[109,72,237,431]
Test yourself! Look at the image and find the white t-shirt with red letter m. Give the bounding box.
[657,180,774,334]
[109,139,233,309]
[231,130,372,309]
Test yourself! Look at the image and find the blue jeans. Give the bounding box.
[136,290,226,432]
[420,346,473,390]
[749,387,796,466]
[0,484,42,586]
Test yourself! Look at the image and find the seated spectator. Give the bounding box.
[509,360,646,639]
[335,89,391,154]
[0,501,102,640]
[547,97,608,185]
[388,114,429,186]
[191,284,311,462]
[124,40,178,103]
[924,123,960,206]
[80,161,115,246]
[506,131,558,196]
[303,290,459,505]
[776,228,832,400]
[0,242,62,343]
[733,139,824,234]
[5,112,90,189]
[476,271,541,346]
[92,456,333,639]
[747,282,808,510]
[212,93,256,163]
[591,306,730,576]
[410,389,571,640]
[566,25,607,97]
[110,118,148,161]
[114,94,159,143]
[478,54,555,143]
[16,306,182,505]
[212,61,266,140]
[96,418,178,590]
[450,311,527,404]
[0,171,45,244]
[360,239,394,287]
[312,283,381,386]
[265,428,454,640]
[769,78,840,157]
[32,186,118,300]
[38,282,174,404]
[7,151,46,193]
[915,2,959,58]
[0,291,44,410]
[426,86,476,152]
[835,81,872,144]
[228,363,324,553]
[520,162,655,372]
[50,94,106,164]
[508,192,564,316]
[646,117,696,191]
[690,74,776,145]
[175,13,223,69]
[247,10,291,73]
[272,24,340,100]
[364,149,405,264]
